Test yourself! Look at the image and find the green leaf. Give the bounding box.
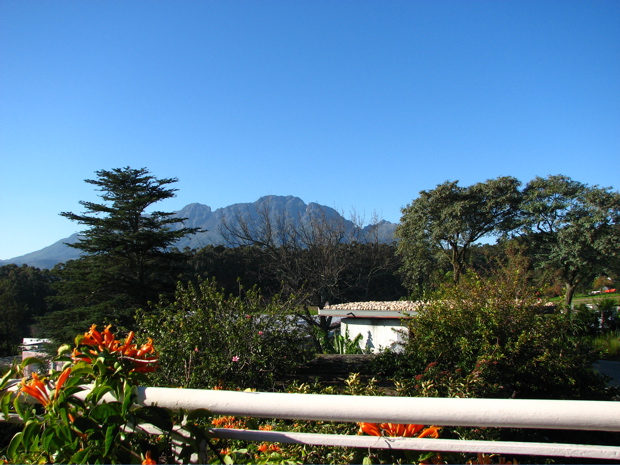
[362,456,374,465]
[186,407,212,422]
[70,362,94,374]
[13,395,25,420]
[41,428,56,455]
[0,365,18,388]
[72,415,99,435]
[21,356,43,368]
[121,382,135,416]
[103,424,116,457]
[418,451,437,461]
[57,343,73,356]
[7,431,23,461]
[90,402,122,424]
[71,445,92,464]
[133,405,173,432]
[22,420,40,452]
[88,384,113,404]
[62,385,88,402]
[1,390,12,420]
[223,454,235,464]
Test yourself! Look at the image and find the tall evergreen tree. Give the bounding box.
[44,167,200,340]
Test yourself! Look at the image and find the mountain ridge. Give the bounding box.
[0,195,397,269]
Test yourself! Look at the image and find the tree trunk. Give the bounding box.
[564,282,578,308]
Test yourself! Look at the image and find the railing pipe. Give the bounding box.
[4,383,620,460]
[212,429,620,460]
[135,387,620,432]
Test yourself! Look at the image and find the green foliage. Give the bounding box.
[519,174,620,307]
[187,245,281,297]
[396,176,522,288]
[590,331,620,361]
[0,326,212,464]
[44,167,201,339]
[321,327,365,355]
[595,297,620,332]
[137,278,313,390]
[0,265,54,356]
[376,253,614,400]
[208,374,445,465]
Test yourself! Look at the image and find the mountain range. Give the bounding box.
[1,195,397,269]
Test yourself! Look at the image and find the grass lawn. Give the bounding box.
[550,291,619,306]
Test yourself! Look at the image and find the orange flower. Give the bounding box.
[257,443,280,454]
[20,373,50,406]
[418,426,441,438]
[71,348,93,364]
[74,325,158,373]
[117,331,135,354]
[359,422,433,438]
[359,422,382,436]
[54,367,72,400]
[404,423,424,436]
[379,422,425,437]
[80,324,103,347]
[212,415,245,429]
[20,367,72,407]
[142,449,157,465]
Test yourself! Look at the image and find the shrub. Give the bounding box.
[595,298,619,333]
[591,331,620,361]
[1,325,212,464]
[137,278,313,390]
[375,255,614,400]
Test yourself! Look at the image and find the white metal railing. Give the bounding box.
[132,387,620,460]
[4,384,620,460]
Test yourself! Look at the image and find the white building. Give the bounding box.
[319,301,420,353]
[21,338,62,376]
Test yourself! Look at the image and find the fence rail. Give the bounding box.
[4,383,620,460]
[138,387,620,460]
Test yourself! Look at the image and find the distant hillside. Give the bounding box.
[0,234,83,269]
[0,195,397,269]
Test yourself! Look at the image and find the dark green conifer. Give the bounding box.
[45,167,200,340]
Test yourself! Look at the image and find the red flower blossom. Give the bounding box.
[257,443,281,453]
[358,422,437,438]
[418,425,441,438]
[20,367,71,407]
[20,373,50,407]
[73,325,158,372]
[359,422,382,436]
[142,450,157,465]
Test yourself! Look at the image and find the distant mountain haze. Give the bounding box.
[1,195,397,269]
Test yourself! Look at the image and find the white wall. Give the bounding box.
[341,318,407,353]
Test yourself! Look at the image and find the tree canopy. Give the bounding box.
[45,167,200,338]
[396,176,522,288]
[0,265,53,356]
[518,175,620,306]
[220,197,404,351]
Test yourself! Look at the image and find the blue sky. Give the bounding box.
[1,0,619,260]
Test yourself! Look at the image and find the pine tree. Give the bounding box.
[45,167,200,339]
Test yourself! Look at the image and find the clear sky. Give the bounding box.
[1,0,619,260]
